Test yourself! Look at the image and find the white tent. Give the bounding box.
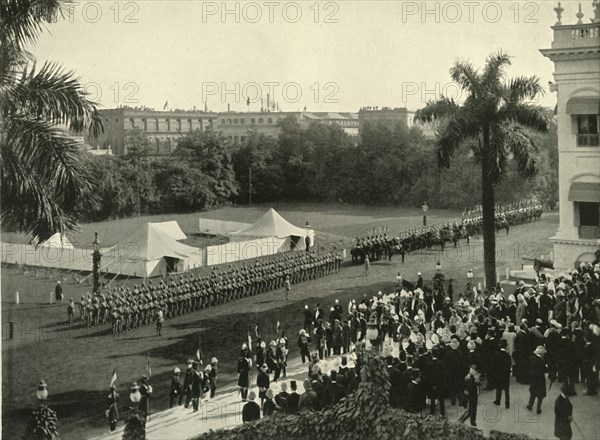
[104,223,202,277]
[231,208,309,239]
[39,233,74,249]
[149,221,187,241]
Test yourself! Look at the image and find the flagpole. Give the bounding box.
[146,354,151,421]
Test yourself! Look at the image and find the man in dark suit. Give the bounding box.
[303,305,314,333]
[458,364,481,427]
[405,368,425,413]
[275,382,290,412]
[445,338,467,406]
[242,391,261,422]
[286,380,300,413]
[528,345,548,414]
[325,371,346,406]
[494,339,512,408]
[554,383,573,440]
[425,347,446,416]
[387,356,403,408]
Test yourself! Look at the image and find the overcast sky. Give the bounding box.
[31,1,587,113]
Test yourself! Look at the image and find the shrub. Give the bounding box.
[24,405,60,440]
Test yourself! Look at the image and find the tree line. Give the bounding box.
[82,114,557,223]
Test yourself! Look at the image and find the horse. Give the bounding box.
[495,219,510,235]
[384,238,404,262]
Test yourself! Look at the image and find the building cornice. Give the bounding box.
[539,49,600,61]
[550,237,599,246]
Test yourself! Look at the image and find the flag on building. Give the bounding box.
[109,368,117,388]
[163,100,168,110]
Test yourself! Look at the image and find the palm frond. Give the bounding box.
[482,50,512,85]
[414,98,459,123]
[487,126,509,183]
[2,115,98,242]
[498,102,548,132]
[505,76,545,102]
[435,111,479,168]
[502,125,540,179]
[0,0,64,49]
[450,60,481,98]
[4,61,104,136]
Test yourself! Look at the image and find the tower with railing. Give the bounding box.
[540,2,600,269]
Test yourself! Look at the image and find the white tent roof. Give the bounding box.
[112,223,200,261]
[149,221,187,241]
[39,233,74,249]
[232,208,308,238]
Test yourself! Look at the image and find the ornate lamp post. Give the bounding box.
[92,232,101,294]
[422,202,429,226]
[36,380,48,404]
[365,315,380,351]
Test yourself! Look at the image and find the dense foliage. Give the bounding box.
[82,114,556,222]
[23,405,60,440]
[1,0,103,243]
[122,409,146,440]
[193,347,533,440]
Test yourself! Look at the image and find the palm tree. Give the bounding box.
[1,0,103,244]
[415,51,548,289]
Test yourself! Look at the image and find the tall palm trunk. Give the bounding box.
[481,127,497,290]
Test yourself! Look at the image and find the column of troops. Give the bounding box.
[68,251,343,335]
[351,201,544,263]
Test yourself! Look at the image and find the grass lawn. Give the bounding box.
[1,205,558,439]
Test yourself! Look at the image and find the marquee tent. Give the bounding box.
[39,233,74,249]
[104,223,203,277]
[149,221,187,240]
[230,208,313,245]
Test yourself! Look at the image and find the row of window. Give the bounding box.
[122,118,210,132]
[222,117,280,125]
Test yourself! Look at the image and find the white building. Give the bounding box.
[540,3,600,270]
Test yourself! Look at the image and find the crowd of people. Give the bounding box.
[236,251,600,433]
[351,201,544,264]
[65,250,343,335]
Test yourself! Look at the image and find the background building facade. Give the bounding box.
[87,107,217,155]
[215,111,359,142]
[541,5,600,270]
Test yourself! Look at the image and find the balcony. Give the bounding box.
[577,133,600,146]
[551,23,600,50]
[579,226,600,240]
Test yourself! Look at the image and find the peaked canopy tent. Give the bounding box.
[230,208,314,250]
[149,221,187,241]
[38,233,74,249]
[103,223,203,277]
[231,208,308,239]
